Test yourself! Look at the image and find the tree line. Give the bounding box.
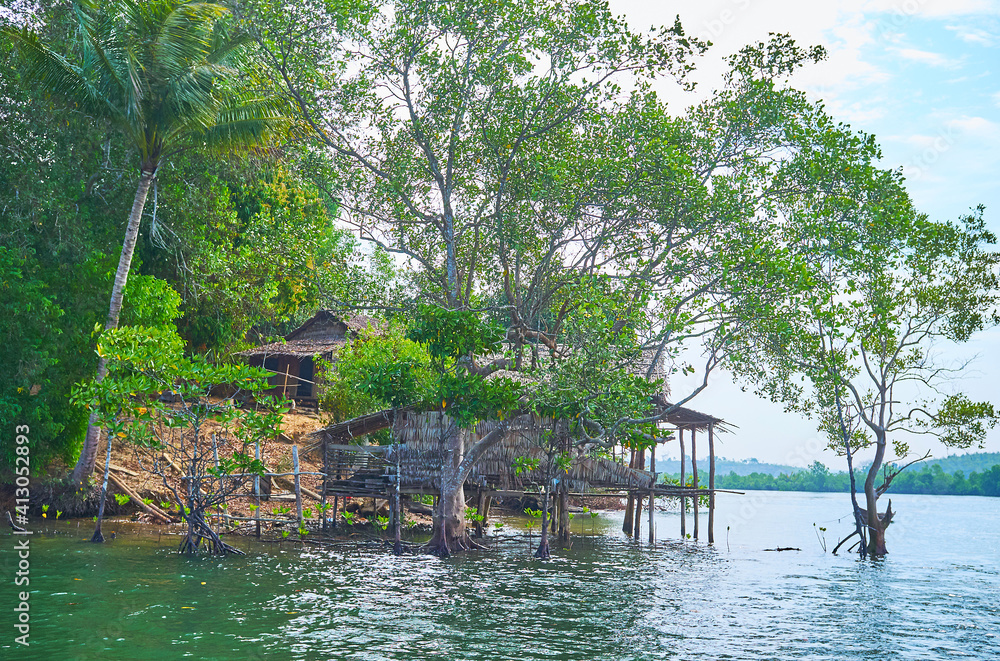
[689,461,1000,497]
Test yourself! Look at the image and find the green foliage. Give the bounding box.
[407,305,504,364]
[70,325,283,491]
[512,456,540,476]
[120,275,182,329]
[113,493,130,506]
[0,246,79,469]
[319,323,432,435]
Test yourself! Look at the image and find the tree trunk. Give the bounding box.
[71,168,156,486]
[426,425,479,557]
[865,430,889,557]
[558,479,570,546]
[535,486,550,559]
[91,435,114,543]
[623,449,636,536]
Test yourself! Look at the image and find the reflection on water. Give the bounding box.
[2,492,998,660]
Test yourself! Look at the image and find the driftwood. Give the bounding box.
[272,475,321,501]
[107,473,172,524]
[764,547,802,552]
[5,511,27,532]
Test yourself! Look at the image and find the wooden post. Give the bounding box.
[321,440,328,532]
[292,445,303,532]
[622,448,635,536]
[393,439,402,555]
[648,444,656,544]
[254,441,261,539]
[692,429,699,541]
[558,479,570,546]
[633,448,644,539]
[679,428,686,539]
[475,489,487,538]
[708,423,716,545]
[332,449,340,529]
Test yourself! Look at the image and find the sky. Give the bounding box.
[608,0,1000,468]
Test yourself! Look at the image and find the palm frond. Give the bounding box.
[73,1,142,121]
[192,96,293,150]
[3,26,123,123]
[153,1,229,79]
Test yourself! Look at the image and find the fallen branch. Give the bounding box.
[107,473,172,524]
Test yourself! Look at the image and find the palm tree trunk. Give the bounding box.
[71,168,156,486]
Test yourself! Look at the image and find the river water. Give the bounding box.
[2,491,998,660]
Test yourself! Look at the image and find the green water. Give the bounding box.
[2,492,999,660]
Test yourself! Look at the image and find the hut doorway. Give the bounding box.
[298,357,314,398]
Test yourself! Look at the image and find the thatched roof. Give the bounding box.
[652,396,735,432]
[238,310,385,359]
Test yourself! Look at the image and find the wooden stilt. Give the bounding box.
[692,430,699,541]
[475,489,487,538]
[254,441,261,539]
[558,479,570,545]
[321,440,328,532]
[648,445,656,544]
[708,423,716,544]
[292,445,303,532]
[679,429,686,539]
[482,495,493,524]
[623,448,635,536]
[633,449,644,539]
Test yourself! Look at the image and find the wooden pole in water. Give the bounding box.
[633,448,644,539]
[254,441,261,539]
[321,439,328,532]
[393,439,402,555]
[692,429,699,541]
[679,428,686,539]
[623,448,635,536]
[648,444,656,544]
[293,445,303,532]
[708,422,716,545]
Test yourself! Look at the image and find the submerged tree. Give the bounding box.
[4,0,290,485]
[72,324,285,555]
[731,151,1000,556]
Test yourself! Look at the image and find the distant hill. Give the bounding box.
[916,452,1000,475]
[666,451,1000,497]
[656,452,1000,478]
[655,456,802,477]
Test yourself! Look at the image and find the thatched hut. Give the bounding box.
[238,311,383,403]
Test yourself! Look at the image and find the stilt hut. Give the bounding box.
[238,311,383,405]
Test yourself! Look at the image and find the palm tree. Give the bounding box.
[5,0,290,485]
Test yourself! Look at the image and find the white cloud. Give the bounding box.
[946,24,996,45]
[945,115,1000,135]
[891,47,963,67]
[861,0,1000,18]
